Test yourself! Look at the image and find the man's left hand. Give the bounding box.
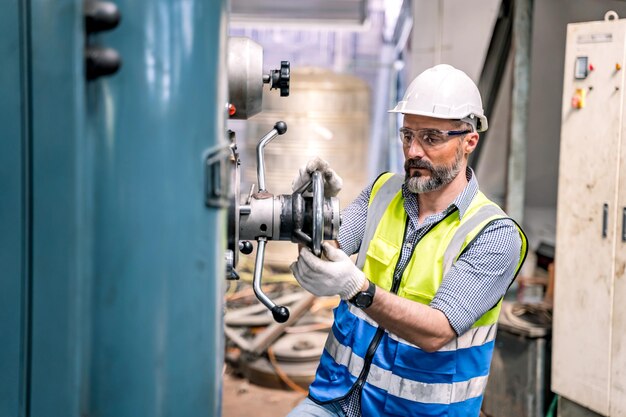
[291,157,343,198]
[290,242,366,299]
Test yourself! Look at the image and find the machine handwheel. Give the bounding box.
[311,171,324,257]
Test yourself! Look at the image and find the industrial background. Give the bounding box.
[2,0,626,416]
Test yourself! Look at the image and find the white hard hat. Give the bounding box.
[389,64,488,132]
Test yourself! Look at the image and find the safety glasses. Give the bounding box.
[399,127,471,149]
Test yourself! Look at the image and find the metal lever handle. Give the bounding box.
[252,238,290,323]
[251,121,290,323]
[256,121,287,192]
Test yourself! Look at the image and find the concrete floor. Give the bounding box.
[222,371,306,417]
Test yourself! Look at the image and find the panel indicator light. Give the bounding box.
[571,88,586,109]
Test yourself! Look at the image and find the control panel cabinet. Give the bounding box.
[554,12,626,416]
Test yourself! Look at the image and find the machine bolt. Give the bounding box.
[84,1,121,33]
[85,46,121,80]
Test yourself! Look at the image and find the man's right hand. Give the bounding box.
[290,242,366,300]
[291,157,343,198]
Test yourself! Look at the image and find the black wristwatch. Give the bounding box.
[350,280,376,309]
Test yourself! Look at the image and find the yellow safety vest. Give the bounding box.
[308,172,528,417]
[361,172,527,326]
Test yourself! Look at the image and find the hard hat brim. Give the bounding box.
[388,107,488,132]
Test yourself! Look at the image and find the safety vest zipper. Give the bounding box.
[348,209,458,405]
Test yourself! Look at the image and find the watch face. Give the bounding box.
[355,292,373,308]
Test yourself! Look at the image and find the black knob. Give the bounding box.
[85,46,121,80]
[84,1,121,34]
[274,121,287,135]
[239,241,253,255]
[271,306,290,323]
[267,61,290,97]
[278,61,290,97]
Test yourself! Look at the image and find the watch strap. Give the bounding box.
[350,279,376,308]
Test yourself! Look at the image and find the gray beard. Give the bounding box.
[405,146,464,194]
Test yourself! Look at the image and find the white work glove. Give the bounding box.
[290,242,366,300]
[291,157,343,198]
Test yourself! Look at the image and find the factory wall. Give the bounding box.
[408,0,626,250]
[482,0,626,249]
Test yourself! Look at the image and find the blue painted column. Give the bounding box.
[28,0,87,416]
[86,1,228,416]
[1,1,228,415]
[0,1,30,416]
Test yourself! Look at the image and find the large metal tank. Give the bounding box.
[240,67,370,267]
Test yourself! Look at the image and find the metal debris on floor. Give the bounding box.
[223,256,337,393]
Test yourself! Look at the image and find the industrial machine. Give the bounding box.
[0,1,341,415]
[554,10,626,417]
[223,38,341,323]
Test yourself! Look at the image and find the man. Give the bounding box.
[288,64,527,417]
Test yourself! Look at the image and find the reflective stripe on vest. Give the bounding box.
[356,173,404,269]
[346,303,497,352]
[325,332,490,404]
[309,300,499,413]
[442,204,506,276]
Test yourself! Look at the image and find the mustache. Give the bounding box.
[405,158,433,171]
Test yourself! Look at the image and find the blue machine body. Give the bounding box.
[0,0,229,416]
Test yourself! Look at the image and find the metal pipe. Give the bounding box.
[368,0,412,179]
[506,0,533,223]
[435,0,444,65]
[535,338,546,416]
[470,0,513,169]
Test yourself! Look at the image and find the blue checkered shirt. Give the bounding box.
[335,168,522,416]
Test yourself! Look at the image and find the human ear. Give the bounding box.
[464,133,479,153]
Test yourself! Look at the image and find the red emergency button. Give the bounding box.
[589,63,595,71]
[228,103,237,117]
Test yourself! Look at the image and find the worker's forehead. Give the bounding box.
[402,114,458,129]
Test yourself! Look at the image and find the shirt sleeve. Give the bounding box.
[336,183,373,256]
[429,219,523,336]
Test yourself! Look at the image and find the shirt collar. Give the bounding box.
[401,167,478,220]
